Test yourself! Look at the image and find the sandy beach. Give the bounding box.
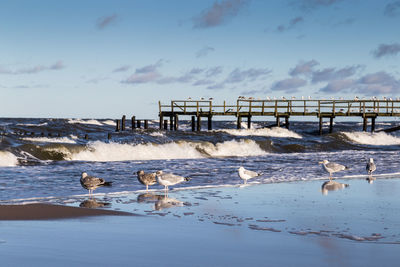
[1,178,399,266]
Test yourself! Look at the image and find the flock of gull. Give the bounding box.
[79,158,377,196]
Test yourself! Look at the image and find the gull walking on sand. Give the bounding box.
[238,166,262,184]
[137,170,157,191]
[80,172,112,197]
[366,158,376,176]
[319,160,348,180]
[155,171,191,192]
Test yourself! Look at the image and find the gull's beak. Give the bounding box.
[318,161,324,164]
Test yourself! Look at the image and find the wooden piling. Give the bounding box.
[137,120,141,129]
[276,116,280,127]
[121,115,126,131]
[319,116,323,135]
[371,117,376,133]
[174,114,179,131]
[163,120,168,130]
[108,133,111,140]
[170,116,174,131]
[247,116,252,129]
[159,115,163,130]
[237,116,242,129]
[144,120,149,129]
[329,117,334,133]
[131,116,136,130]
[115,119,120,132]
[363,117,367,132]
[208,115,212,130]
[197,116,201,131]
[191,116,195,131]
[285,116,289,129]
[84,134,88,140]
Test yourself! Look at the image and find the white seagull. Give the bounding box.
[238,166,262,184]
[319,160,348,180]
[80,172,112,197]
[155,171,191,192]
[366,158,376,176]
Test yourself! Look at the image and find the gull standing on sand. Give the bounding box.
[238,166,262,184]
[137,170,157,191]
[155,171,191,192]
[80,172,112,197]
[319,160,348,180]
[366,158,376,176]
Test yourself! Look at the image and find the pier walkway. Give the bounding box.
[158,99,400,134]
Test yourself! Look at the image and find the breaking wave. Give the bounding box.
[342,131,400,146]
[217,127,302,139]
[0,151,18,167]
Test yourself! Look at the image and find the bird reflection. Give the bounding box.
[79,199,111,209]
[366,176,376,184]
[154,196,185,211]
[321,180,349,195]
[137,193,163,203]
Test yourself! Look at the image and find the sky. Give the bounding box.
[1,0,400,118]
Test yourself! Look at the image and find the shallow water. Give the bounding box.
[1,118,400,201]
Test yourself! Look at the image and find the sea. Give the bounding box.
[1,117,400,203]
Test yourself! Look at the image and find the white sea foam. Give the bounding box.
[21,135,78,144]
[217,127,302,139]
[149,132,165,137]
[102,120,116,126]
[343,131,400,145]
[0,151,18,167]
[69,139,267,162]
[67,119,104,126]
[16,122,48,126]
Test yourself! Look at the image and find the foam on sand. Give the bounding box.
[21,136,78,144]
[70,139,267,162]
[343,131,400,145]
[0,151,18,166]
[217,127,302,139]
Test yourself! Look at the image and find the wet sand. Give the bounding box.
[0,203,133,220]
[1,178,400,266]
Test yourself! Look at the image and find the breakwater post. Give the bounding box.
[115,119,120,132]
[122,115,126,131]
[191,116,195,131]
[131,116,136,130]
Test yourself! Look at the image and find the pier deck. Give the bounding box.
[158,99,400,134]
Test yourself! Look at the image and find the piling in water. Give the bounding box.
[122,115,126,131]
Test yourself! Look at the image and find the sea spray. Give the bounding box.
[0,151,18,166]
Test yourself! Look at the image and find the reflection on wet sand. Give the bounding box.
[137,193,187,211]
[321,180,349,195]
[79,199,111,209]
[366,176,376,184]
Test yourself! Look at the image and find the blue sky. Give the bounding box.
[1,0,400,118]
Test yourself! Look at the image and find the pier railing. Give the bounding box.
[159,99,400,117]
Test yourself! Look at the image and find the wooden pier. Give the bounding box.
[158,99,400,134]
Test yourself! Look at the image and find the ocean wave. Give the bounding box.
[342,131,400,146]
[21,135,78,144]
[217,127,302,139]
[69,139,267,162]
[67,119,107,126]
[0,151,18,166]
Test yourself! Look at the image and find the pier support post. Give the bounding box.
[247,116,252,129]
[197,116,201,131]
[170,116,174,131]
[131,116,136,130]
[285,117,289,129]
[107,133,111,140]
[237,116,242,129]
[276,116,280,127]
[159,115,163,130]
[163,120,168,130]
[208,115,212,131]
[144,120,149,129]
[174,114,179,131]
[115,119,120,132]
[137,120,141,129]
[363,117,367,132]
[122,115,126,131]
[371,117,376,133]
[329,117,334,133]
[191,116,195,132]
[319,116,323,135]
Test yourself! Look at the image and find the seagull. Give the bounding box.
[366,158,376,176]
[80,172,112,197]
[155,171,191,192]
[319,160,348,180]
[238,166,262,184]
[137,170,157,191]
